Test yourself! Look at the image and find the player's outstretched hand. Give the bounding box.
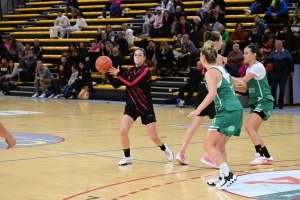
[109,65,120,76]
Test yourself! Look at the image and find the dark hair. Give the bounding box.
[134,48,146,57]
[146,8,151,11]
[77,12,83,17]
[203,31,221,42]
[61,55,67,59]
[251,25,257,29]
[37,59,42,63]
[1,57,7,61]
[235,23,244,31]
[71,64,78,70]
[164,10,170,13]
[254,15,260,19]
[246,44,263,61]
[78,61,84,65]
[293,16,300,24]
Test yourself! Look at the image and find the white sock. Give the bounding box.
[219,162,230,177]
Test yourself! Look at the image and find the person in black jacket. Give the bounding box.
[69,61,92,98]
[190,16,204,44]
[102,47,123,85]
[245,25,262,47]
[162,10,174,38]
[177,61,203,107]
[65,0,80,19]
[156,42,175,76]
[211,5,226,30]
[31,38,43,60]
[177,16,192,37]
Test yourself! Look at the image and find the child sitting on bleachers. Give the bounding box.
[260,34,275,60]
[56,65,78,99]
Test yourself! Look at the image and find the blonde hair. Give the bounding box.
[203,31,221,43]
[200,40,217,63]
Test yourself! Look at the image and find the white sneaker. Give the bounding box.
[39,93,46,98]
[179,100,185,108]
[53,95,58,99]
[216,171,237,190]
[106,15,110,18]
[250,153,265,165]
[206,175,222,186]
[32,92,39,98]
[119,157,132,165]
[164,144,174,161]
[48,94,55,98]
[244,9,251,15]
[98,15,103,18]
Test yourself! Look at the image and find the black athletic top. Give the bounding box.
[108,64,154,115]
[198,67,207,94]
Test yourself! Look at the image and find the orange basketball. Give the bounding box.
[265,63,273,73]
[95,56,112,73]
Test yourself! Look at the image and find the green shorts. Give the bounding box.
[250,99,274,121]
[209,108,243,137]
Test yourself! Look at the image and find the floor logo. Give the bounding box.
[0,132,64,148]
[0,110,44,115]
[226,170,300,200]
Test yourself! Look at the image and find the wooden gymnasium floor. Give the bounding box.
[0,96,299,200]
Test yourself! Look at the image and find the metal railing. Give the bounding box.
[0,0,26,20]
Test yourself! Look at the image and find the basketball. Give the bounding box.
[265,63,273,73]
[95,56,112,73]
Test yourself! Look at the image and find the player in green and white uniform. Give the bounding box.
[234,44,274,166]
[188,40,246,190]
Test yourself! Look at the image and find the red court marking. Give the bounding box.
[63,159,300,199]
[140,188,150,191]
[152,185,161,188]
[165,182,174,185]
[190,176,201,179]
[129,191,138,194]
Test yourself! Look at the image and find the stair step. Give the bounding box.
[9,90,35,97]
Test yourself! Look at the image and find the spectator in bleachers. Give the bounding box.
[173,0,185,12]
[122,23,134,47]
[149,7,163,37]
[261,0,273,13]
[56,65,78,99]
[245,25,263,47]
[99,43,109,56]
[95,28,103,43]
[145,40,158,70]
[197,22,213,48]
[85,41,100,71]
[171,6,186,36]
[98,0,122,19]
[253,15,266,36]
[68,44,78,64]
[217,24,229,55]
[162,10,174,38]
[107,42,116,56]
[264,0,289,25]
[106,24,116,42]
[65,0,80,19]
[108,47,123,82]
[19,49,38,82]
[77,42,88,62]
[190,16,203,44]
[139,33,149,50]
[20,43,31,60]
[177,61,202,107]
[1,60,19,95]
[0,58,8,95]
[263,24,278,43]
[211,5,226,31]
[278,26,297,51]
[99,33,112,48]
[5,37,24,62]
[32,60,54,98]
[31,38,43,60]
[143,9,155,36]
[197,0,214,23]
[177,34,199,72]
[172,33,182,49]
[225,43,244,76]
[229,23,248,50]
[49,11,70,39]
[161,0,174,13]
[69,61,92,98]
[63,12,87,39]
[177,16,192,37]
[211,0,226,13]
[115,32,129,56]
[48,58,71,98]
[244,0,262,15]
[291,16,300,36]
[0,44,10,61]
[264,40,294,109]
[260,34,275,59]
[156,42,175,76]
[57,50,71,66]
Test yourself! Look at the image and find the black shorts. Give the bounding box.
[197,91,216,119]
[124,107,156,125]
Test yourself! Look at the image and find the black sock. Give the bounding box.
[123,148,130,157]
[261,146,271,158]
[255,145,263,156]
[159,144,166,151]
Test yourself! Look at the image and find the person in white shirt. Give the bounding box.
[63,12,87,38]
[161,0,174,13]
[49,11,70,38]
[143,8,155,35]
[122,23,134,47]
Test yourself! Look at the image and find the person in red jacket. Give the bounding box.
[230,23,248,50]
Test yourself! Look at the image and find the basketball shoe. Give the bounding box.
[201,154,218,168]
[164,144,174,161]
[262,155,274,165]
[175,152,189,165]
[250,153,265,165]
[118,157,132,166]
[215,172,237,190]
[206,175,222,186]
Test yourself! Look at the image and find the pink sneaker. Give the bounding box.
[201,154,218,168]
[175,152,189,165]
[250,153,265,165]
[261,155,274,165]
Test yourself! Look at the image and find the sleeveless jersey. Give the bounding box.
[246,62,274,104]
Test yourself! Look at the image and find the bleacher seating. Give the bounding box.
[0,0,298,104]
